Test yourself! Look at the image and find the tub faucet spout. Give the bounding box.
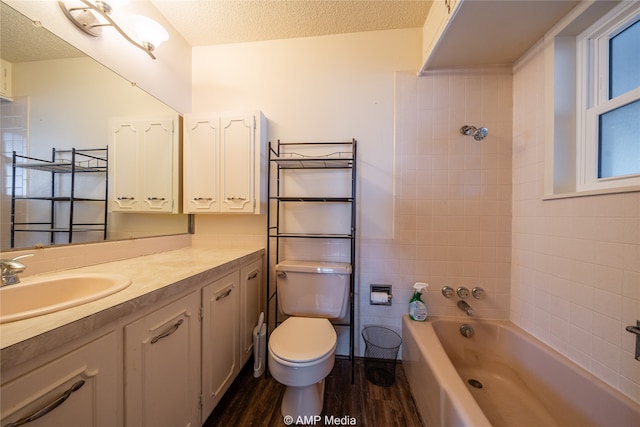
[457,300,473,316]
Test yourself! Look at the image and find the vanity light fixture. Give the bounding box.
[58,0,169,59]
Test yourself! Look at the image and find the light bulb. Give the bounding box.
[126,14,169,52]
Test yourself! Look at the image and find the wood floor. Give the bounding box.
[204,357,424,426]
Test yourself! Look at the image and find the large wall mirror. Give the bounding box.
[0,1,190,251]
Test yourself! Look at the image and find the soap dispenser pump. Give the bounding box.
[409,282,429,321]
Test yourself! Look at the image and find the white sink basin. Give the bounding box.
[0,273,131,324]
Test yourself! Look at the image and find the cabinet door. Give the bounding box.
[220,114,256,213]
[240,259,262,364]
[183,116,221,212]
[1,59,12,99]
[110,120,140,211]
[1,332,119,427]
[124,292,200,427]
[201,271,239,419]
[139,118,177,212]
[109,116,179,213]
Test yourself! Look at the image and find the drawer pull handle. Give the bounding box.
[247,272,258,280]
[147,197,166,201]
[151,319,184,344]
[117,196,135,200]
[193,197,213,201]
[5,380,85,427]
[216,288,233,301]
[226,197,246,201]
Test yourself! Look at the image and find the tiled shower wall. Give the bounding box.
[358,68,513,348]
[512,42,640,403]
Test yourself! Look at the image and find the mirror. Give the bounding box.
[0,1,190,251]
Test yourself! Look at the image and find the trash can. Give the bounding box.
[362,326,402,387]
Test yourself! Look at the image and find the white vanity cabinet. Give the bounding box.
[1,332,119,427]
[1,251,264,427]
[201,271,240,419]
[240,259,262,365]
[124,291,200,427]
[183,111,266,214]
[109,115,181,213]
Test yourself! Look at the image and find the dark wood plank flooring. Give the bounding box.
[204,357,423,427]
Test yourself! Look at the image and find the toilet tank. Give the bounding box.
[275,260,351,319]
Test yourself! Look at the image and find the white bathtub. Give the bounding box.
[402,315,640,427]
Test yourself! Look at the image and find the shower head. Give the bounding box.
[460,125,488,141]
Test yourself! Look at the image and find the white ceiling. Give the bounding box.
[149,0,433,46]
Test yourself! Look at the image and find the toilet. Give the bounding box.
[268,260,351,419]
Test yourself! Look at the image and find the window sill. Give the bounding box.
[542,185,640,201]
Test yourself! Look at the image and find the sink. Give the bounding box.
[0,273,131,324]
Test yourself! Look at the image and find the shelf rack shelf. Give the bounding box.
[266,139,357,383]
[11,147,108,248]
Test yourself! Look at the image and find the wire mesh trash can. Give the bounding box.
[362,326,402,387]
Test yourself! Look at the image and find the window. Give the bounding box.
[577,2,640,192]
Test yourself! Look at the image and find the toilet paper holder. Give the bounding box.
[370,284,392,306]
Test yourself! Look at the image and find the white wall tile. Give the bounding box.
[512,41,640,403]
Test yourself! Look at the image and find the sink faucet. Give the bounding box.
[457,300,474,316]
[1,254,33,286]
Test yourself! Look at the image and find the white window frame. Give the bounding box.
[576,1,640,192]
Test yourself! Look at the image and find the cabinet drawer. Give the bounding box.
[1,332,119,427]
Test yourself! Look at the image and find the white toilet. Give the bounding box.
[268,260,351,419]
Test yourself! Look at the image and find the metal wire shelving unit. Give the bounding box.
[266,139,357,383]
[10,147,108,248]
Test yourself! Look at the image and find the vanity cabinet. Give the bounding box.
[201,271,239,419]
[124,291,200,427]
[0,332,119,427]
[1,251,264,427]
[109,115,181,213]
[201,259,262,420]
[183,111,266,214]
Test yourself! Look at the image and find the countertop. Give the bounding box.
[0,246,264,369]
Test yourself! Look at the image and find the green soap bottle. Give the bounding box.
[409,282,429,321]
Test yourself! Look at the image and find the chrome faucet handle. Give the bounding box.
[472,287,486,299]
[456,286,470,299]
[1,254,33,286]
[441,286,455,298]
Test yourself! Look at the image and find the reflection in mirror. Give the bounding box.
[0,1,189,251]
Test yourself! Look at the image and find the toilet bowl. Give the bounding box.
[268,317,337,418]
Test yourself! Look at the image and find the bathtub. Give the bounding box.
[402,315,640,427]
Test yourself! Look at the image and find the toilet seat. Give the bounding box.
[269,317,336,364]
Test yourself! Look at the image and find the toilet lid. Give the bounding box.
[269,317,337,363]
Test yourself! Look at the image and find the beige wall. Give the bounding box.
[512,41,640,403]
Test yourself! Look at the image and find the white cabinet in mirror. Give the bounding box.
[109,115,181,214]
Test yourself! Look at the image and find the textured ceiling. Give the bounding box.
[150,0,433,46]
[1,3,84,63]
